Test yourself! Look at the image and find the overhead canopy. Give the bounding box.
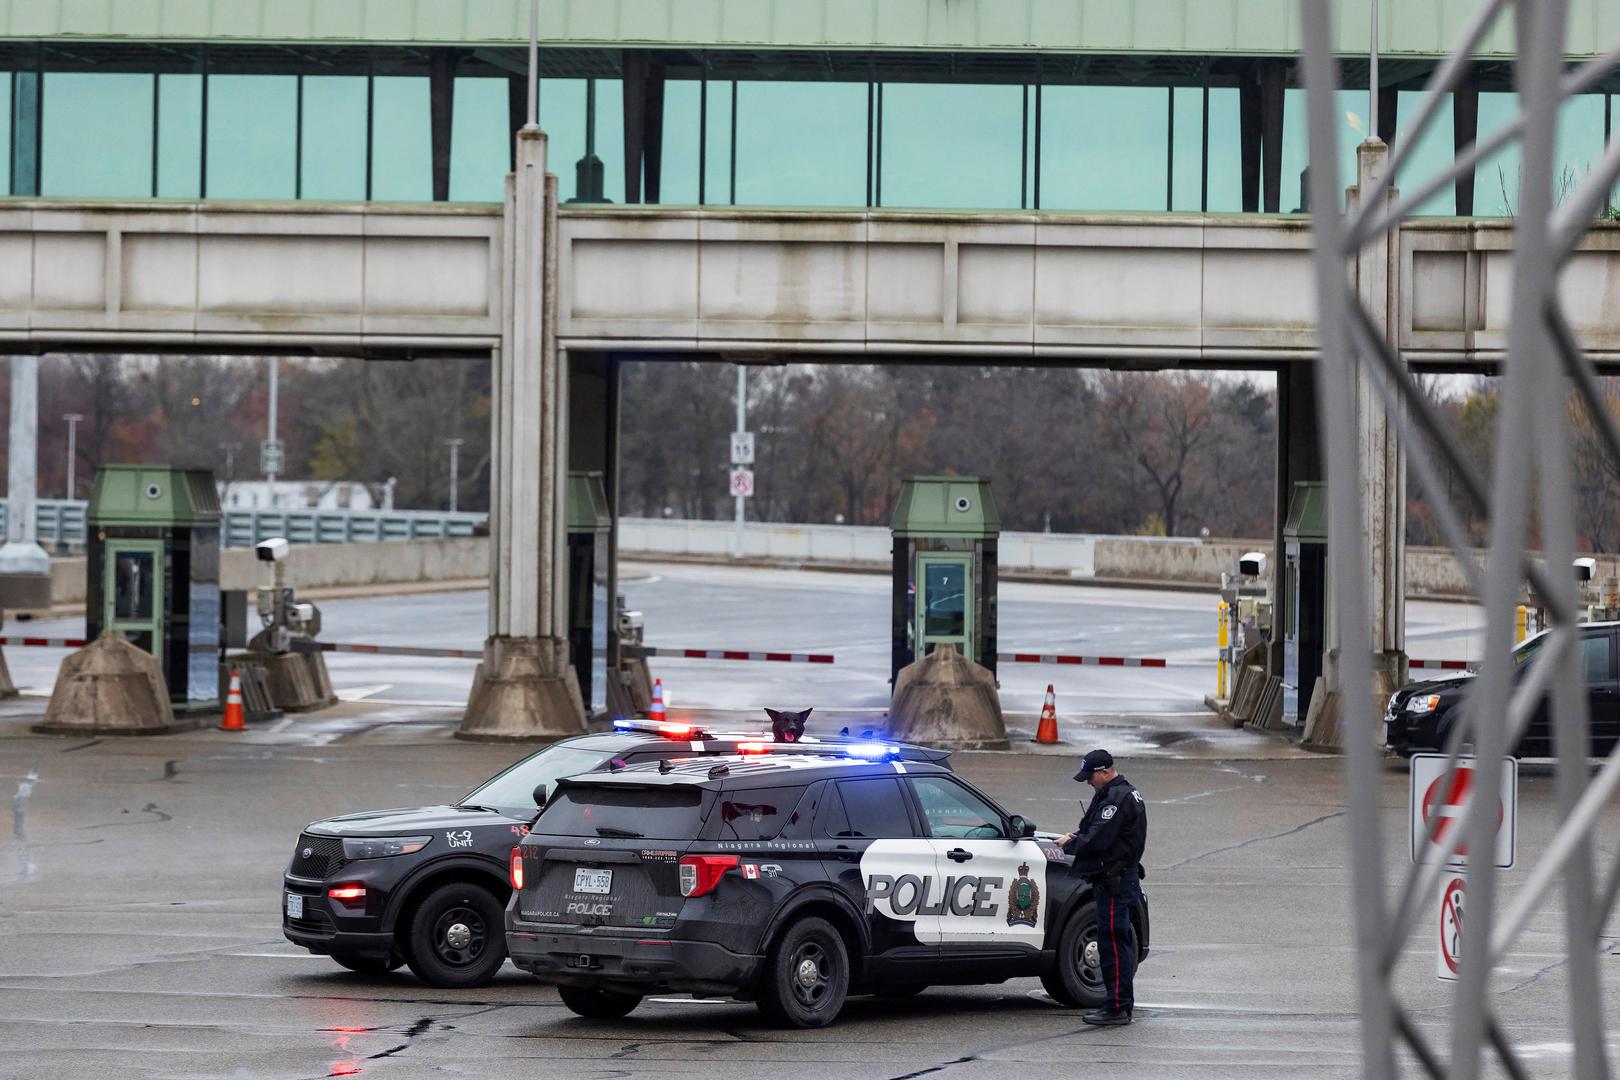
[88,465,220,528]
[1282,481,1327,544]
[892,476,999,539]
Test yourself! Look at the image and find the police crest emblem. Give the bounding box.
[1006,863,1040,927]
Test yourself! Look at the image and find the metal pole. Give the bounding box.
[734,365,746,558]
[62,413,81,500]
[446,438,464,513]
[526,0,539,129]
[1369,0,1379,140]
[266,356,279,506]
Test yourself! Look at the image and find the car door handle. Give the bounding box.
[946,848,973,863]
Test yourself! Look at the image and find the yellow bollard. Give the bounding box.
[1217,601,1229,698]
[1515,605,1528,644]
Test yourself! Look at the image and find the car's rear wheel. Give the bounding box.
[558,985,642,1019]
[757,916,849,1029]
[403,882,507,988]
[1041,900,1107,1009]
[332,952,403,975]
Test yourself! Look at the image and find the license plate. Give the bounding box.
[286,891,304,919]
[573,868,612,894]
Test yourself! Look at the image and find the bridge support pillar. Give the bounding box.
[460,124,588,742]
[1306,138,1407,748]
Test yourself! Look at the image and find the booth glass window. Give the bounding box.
[922,561,968,638]
[113,551,156,621]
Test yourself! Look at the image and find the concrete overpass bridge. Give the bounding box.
[5,140,1619,733]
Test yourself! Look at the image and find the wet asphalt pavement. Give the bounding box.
[2,692,1614,1080]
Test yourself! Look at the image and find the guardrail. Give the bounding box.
[0,500,487,548]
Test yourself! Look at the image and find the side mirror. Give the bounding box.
[532,783,548,809]
[1008,814,1037,839]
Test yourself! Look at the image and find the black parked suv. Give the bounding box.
[1385,622,1620,757]
[281,717,949,987]
[507,753,1149,1027]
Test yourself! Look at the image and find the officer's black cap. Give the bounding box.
[1073,748,1115,782]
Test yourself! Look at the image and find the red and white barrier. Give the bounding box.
[292,641,482,659]
[625,646,834,664]
[1408,659,1474,671]
[998,652,1167,668]
[0,636,86,648]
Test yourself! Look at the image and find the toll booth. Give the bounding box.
[567,471,611,714]
[1281,481,1327,726]
[86,466,222,714]
[890,476,999,685]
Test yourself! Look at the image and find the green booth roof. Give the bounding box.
[891,476,999,539]
[1282,481,1327,544]
[568,471,611,534]
[88,465,220,528]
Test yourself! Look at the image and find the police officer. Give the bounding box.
[1057,748,1146,1026]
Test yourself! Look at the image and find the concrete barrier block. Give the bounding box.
[458,635,588,742]
[887,643,1009,750]
[34,629,197,736]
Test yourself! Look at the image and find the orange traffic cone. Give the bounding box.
[219,670,247,732]
[648,678,667,723]
[1034,684,1059,744]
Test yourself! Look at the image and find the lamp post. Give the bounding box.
[61,413,82,499]
[445,438,465,512]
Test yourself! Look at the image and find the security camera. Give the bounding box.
[1574,557,1597,582]
[256,537,290,563]
[293,602,315,623]
[954,496,972,512]
[1239,551,1267,577]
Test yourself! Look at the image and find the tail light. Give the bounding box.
[328,883,366,907]
[510,846,524,890]
[679,854,739,897]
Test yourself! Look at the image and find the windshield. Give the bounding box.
[461,745,613,812]
[1513,634,1548,667]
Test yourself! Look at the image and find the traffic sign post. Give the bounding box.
[1437,870,1465,981]
[259,439,284,476]
[1409,753,1517,868]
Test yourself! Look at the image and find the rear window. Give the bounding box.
[716,786,810,841]
[536,785,712,840]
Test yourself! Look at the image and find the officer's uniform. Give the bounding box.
[1063,760,1147,1017]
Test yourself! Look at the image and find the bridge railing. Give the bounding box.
[0,501,487,548]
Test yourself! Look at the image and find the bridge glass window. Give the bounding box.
[542,78,625,204]
[371,76,432,202]
[881,81,1022,209]
[1204,88,1243,212]
[1472,92,1607,217]
[1395,89,1457,215]
[450,76,509,202]
[730,80,866,207]
[156,74,201,199]
[1041,85,1168,212]
[1278,88,1362,213]
[41,73,153,197]
[1170,86,1204,212]
[207,74,297,199]
[300,76,367,201]
[0,72,12,196]
[658,78,701,204]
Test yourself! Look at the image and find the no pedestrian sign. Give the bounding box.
[729,468,754,498]
[1437,871,1465,981]
[1409,754,1517,869]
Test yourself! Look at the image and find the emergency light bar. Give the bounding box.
[842,742,900,760]
[611,718,713,740]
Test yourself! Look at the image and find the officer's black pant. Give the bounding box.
[1096,874,1141,1014]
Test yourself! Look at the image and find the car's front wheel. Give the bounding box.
[403,882,507,988]
[756,916,849,1028]
[558,985,642,1019]
[1041,900,1107,1009]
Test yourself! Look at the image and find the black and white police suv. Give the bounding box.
[282,716,950,988]
[506,751,1150,1027]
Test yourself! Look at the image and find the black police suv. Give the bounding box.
[506,752,1150,1027]
[1385,622,1620,757]
[282,717,950,987]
